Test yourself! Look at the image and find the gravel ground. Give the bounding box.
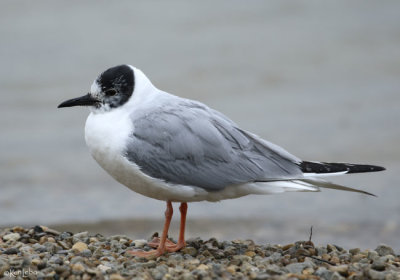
[1,226,399,280]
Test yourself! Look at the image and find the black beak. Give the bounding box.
[57,93,99,108]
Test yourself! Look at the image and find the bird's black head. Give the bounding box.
[58,64,135,111]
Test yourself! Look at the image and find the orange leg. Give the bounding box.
[128,201,173,258]
[148,202,188,252]
[170,202,188,251]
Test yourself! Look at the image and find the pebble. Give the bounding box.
[0,226,398,279]
[97,264,112,273]
[73,231,89,239]
[3,247,20,255]
[349,248,360,255]
[285,260,314,274]
[72,241,88,252]
[2,233,21,242]
[375,244,395,256]
[368,250,380,261]
[80,249,92,257]
[133,239,147,248]
[110,273,125,280]
[71,263,86,274]
[181,246,197,256]
[197,264,209,270]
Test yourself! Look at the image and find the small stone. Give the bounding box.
[223,246,237,256]
[71,256,85,264]
[285,260,314,274]
[322,253,331,261]
[368,251,379,261]
[80,249,92,257]
[133,239,147,248]
[97,264,111,273]
[49,256,63,265]
[372,257,387,271]
[349,248,360,255]
[151,264,168,280]
[73,231,89,239]
[254,273,270,280]
[330,271,345,280]
[232,254,251,264]
[72,241,88,252]
[226,265,237,274]
[282,243,294,251]
[3,248,19,255]
[187,259,200,266]
[367,268,386,280]
[110,273,125,280]
[266,252,282,263]
[57,240,70,249]
[89,237,99,243]
[32,243,47,252]
[315,267,334,279]
[334,244,344,252]
[181,246,197,256]
[33,225,44,233]
[331,265,349,275]
[265,264,283,275]
[339,252,351,262]
[327,244,337,253]
[43,241,58,254]
[86,268,98,274]
[57,249,69,254]
[197,264,209,270]
[82,274,92,280]
[375,244,395,256]
[43,227,61,236]
[181,272,194,280]
[3,233,21,242]
[37,262,47,270]
[31,259,41,265]
[39,236,48,244]
[47,237,56,243]
[316,246,328,256]
[303,267,314,275]
[12,226,25,233]
[245,251,256,257]
[330,256,340,264]
[72,263,85,274]
[59,232,72,240]
[142,260,157,268]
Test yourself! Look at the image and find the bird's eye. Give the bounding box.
[105,89,117,96]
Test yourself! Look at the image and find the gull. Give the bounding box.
[58,64,385,257]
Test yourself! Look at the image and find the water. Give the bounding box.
[1,0,399,249]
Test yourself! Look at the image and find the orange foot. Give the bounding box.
[127,249,166,259]
[148,237,186,252]
[127,248,165,258]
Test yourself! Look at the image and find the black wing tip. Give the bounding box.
[361,190,378,197]
[346,164,386,174]
[301,161,386,174]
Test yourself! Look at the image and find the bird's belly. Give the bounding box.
[91,149,210,202]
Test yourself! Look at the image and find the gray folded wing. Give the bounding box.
[125,99,304,191]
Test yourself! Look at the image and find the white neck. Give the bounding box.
[124,65,161,110]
